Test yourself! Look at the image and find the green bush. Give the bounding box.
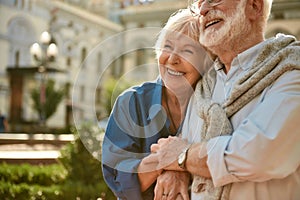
[0,181,62,200]
[58,124,115,199]
[59,181,110,200]
[0,163,64,200]
[0,124,115,200]
[59,125,102,184]
[0,123,116,200]
[0,163,66,186]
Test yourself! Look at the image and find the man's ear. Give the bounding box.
[246,0,264,21]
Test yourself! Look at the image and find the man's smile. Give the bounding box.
[205,19,222,29]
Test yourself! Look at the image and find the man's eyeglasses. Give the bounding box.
[188,0,224,16]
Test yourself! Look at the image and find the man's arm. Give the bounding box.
[185,143,211,178]
[207,70,300,187]
[147,137,211,178]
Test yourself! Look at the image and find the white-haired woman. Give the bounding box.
[102,9,212,200]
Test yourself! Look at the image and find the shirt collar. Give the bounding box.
[213,40,268,73]
[232,41,266,71]
[213,58,225,71]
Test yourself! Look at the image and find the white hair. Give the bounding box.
[261,0,273,31]
[154,9,201,59]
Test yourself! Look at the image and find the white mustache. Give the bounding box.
[200,10,226,29]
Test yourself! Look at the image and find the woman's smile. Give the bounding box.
[167,68,185,76]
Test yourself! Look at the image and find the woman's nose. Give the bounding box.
[168,52,180,64]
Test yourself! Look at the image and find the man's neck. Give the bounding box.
[212,36,264,74]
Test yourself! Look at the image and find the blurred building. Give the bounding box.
[267,0,300,38]
[0,0,299,131]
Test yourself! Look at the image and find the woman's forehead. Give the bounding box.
[164,33,200,47]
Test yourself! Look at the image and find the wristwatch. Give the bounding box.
[178,144,191,170]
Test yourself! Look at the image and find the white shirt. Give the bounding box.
[182,40,300,200]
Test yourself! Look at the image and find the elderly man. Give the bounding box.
[147,0,300,199]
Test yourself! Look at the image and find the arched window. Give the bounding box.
[7,16,35,67]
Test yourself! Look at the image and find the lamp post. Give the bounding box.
[30,31,58,125]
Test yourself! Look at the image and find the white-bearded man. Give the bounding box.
[145,0,300,199]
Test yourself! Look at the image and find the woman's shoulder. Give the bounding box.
[119,79,162,99]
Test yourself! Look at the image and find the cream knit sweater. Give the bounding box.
[192,34,300,199]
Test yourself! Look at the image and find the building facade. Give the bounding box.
[0,0,299,131]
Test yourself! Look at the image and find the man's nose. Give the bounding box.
[199,1,212,16]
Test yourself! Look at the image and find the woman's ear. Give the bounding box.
[246,0,264,21]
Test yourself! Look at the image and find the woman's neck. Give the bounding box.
[163,87,192,133]
[164,87,192,110]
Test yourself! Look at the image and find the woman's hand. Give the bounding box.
[154,170,190,200]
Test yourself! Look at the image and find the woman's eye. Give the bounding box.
[163,44,172,50]
[183,49,194,54]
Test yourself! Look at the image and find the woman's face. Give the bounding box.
[158,32,205,93]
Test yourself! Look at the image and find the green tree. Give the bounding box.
[31,79,65,123]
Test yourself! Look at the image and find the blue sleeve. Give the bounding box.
[101,82,165,199]
[102,164,143,199]
[101,92,146,199]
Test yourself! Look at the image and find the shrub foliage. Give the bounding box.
[0,124,115,200]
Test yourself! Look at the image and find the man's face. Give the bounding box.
[199,0,250,48]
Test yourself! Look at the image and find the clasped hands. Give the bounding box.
[145,136,191,200]
[144,136,190,172]
[143,136,210,199]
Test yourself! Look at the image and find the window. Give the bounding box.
[15,50,20,67]
[66,57,71,67]
[97,52,102,72]
[136,48,145,66]
[95,87,101,105]
[80,85,85,102]
[81,47,87,68]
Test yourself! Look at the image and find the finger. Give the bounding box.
[166,191,177,200]
[154,183,164,200]
[162,194,168,200]
[179,191,190,200]
[163,179,178,200]
[158,137,168,144]
[175,194,184,200]
[151,144,159,152]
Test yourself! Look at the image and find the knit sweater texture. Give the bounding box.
[192,34,300,199]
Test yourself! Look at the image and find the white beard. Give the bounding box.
[199,0,250,48]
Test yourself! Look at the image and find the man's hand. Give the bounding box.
[149,136,189,171]
[154,171,190,200]
[146,136,211,178]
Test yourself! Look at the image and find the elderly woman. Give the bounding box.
[102,9,211,200]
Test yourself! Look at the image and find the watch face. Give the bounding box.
[178,152,186,165]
